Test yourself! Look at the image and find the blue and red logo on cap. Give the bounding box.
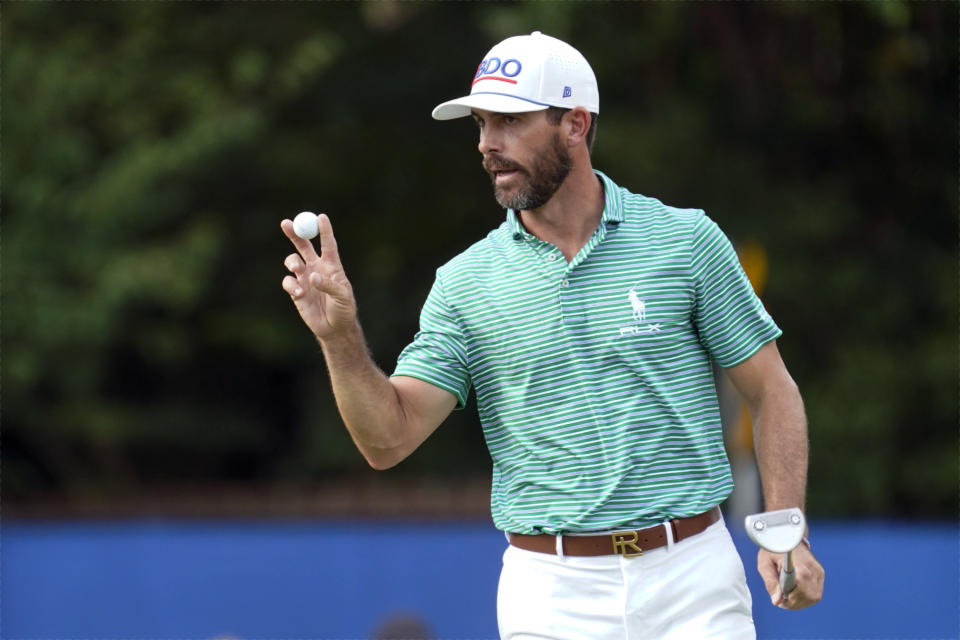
[473,57,522,87]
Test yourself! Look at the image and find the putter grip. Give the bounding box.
[779,566,796,596]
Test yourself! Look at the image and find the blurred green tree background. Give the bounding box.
[4,2,956,517]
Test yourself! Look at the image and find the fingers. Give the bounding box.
[283,253,308,298]
[282,275,303,299]
[756,550,783,605]
[308,270,351,301]
[780,547,825,610]
[283,271,347,300]
[283,248,352,311]
[317,213,340,262]
[284,253,305,275]
[281,214,342,269]
[757,550,780,592]
[283,249,348,298]
[758,547,825,611]
[281,219,320,263]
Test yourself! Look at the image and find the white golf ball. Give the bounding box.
[292,211,319,240]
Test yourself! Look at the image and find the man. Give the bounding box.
[281,31,824,639]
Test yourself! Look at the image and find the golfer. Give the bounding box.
[282,31,824,639]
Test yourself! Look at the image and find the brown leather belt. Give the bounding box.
[507,507,721,558]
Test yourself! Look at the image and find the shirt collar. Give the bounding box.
[506,169,624,236]
[595,170,624,225]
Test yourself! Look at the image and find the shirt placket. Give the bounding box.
[556,224,612,324]
[518,233,567,283]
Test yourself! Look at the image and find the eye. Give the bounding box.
[503,115,518,125]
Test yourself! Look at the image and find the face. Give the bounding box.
[473,110,573,211]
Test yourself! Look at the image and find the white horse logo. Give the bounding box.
[628,289,646,323]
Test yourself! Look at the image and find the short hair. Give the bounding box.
[545,106,598,154]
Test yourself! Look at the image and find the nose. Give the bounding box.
[478,125,501,156]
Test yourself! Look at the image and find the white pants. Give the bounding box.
[497,518,755,640]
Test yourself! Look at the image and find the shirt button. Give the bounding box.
[561,279,569,287]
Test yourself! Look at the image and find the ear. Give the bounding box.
[563,107,592,147]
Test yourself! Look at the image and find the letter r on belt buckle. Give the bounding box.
[611,531,643,557]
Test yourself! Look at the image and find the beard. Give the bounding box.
[483,133,573,211]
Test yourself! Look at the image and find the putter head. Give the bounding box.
[744,508,806,553]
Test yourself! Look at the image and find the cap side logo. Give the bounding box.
[473,57,522,87]
[562,86,572,98]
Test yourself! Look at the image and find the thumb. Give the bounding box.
[309,271,350,300]
[770,585,783,606]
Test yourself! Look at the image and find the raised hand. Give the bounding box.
[281,213,357,340]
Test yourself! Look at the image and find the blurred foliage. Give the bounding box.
[3,3,956,517]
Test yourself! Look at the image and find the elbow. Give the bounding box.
[783,373,801,396]
[782,375,804,409]
[753,374,802,414]
[363,449,404,471]
[354,408,418,471]
[366,457,398,472]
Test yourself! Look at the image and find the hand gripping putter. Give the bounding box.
[744,508,806,598]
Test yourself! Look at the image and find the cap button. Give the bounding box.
[531,30,542,36]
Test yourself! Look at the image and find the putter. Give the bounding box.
[744,508,805,598]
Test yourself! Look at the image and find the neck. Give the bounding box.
[518,160,605,262]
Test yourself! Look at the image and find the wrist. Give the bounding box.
[317,321,366,358]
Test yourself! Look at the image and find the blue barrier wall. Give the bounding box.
[3,519,957,639]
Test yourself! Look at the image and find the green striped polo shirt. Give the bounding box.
[393,170,781,535]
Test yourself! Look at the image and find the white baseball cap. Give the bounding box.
[432,31,599,121]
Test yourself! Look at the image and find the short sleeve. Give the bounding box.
[392,275,472,409]
[690,214,782,367]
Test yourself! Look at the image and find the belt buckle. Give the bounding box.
[611,531,643,558]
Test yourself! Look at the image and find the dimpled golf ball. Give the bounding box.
[292,211,319,240]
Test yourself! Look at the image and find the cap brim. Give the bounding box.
[432,93,550,121]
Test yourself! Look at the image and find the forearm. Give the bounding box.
[318,322,409,467]
[280,214,441,470]
[751,379,809,512]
